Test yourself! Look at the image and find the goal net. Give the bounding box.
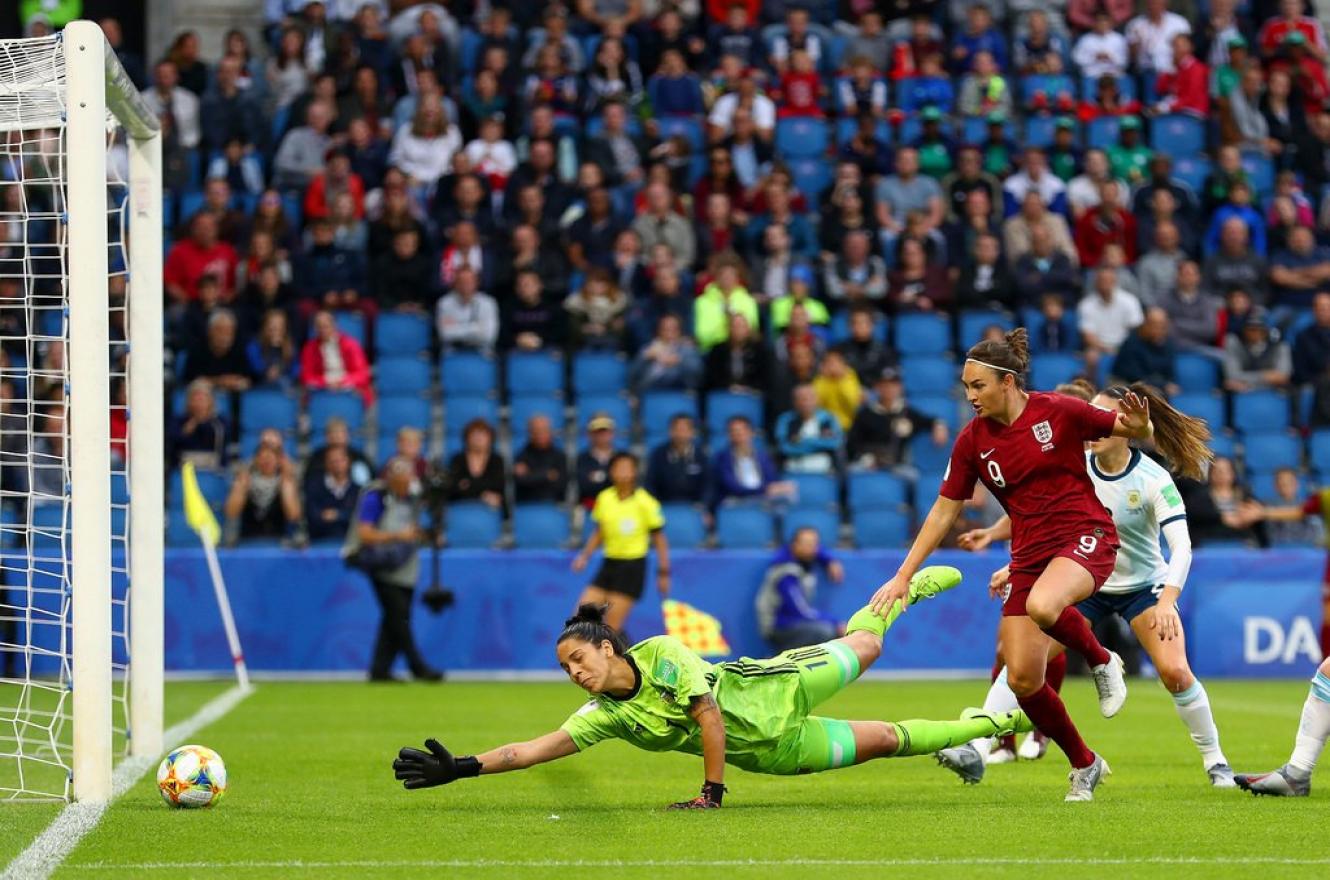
[0,22,162,803]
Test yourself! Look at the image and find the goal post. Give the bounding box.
[0,21,162,804]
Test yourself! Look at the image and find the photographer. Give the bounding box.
[344,457,443,683]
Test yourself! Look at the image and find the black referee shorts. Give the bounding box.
[591,557,648,600]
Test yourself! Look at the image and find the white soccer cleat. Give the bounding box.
[1207,763,1236,789]
[1234,765,1311,797]
[1090,651,1127,718]
[986,744,1017,765]
[1017,731,1049,761]
[1065,753,1111,802]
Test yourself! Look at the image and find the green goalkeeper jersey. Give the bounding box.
[559,636,842,774]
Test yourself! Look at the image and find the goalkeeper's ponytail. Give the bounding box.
[558,603,627,655]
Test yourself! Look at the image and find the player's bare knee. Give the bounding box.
[1024,596,1060,629]
[1159,665,1194,693]
[1006,668,1043,696]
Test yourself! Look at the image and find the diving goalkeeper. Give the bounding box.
[392,567,1032,808]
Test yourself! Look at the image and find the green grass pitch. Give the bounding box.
[2,677,1327,879]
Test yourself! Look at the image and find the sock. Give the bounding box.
[1040,607,1111,668]
[846,600,905,639]
[1171,681,1227,768]
[1288,671,1330,778]
[890,716,1020,757]
[1046,652,1067,694]
[971,666,1020,758]
[1016,683,1095,769]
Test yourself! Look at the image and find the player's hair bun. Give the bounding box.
[565,603,609,628]
[558,603,628,655]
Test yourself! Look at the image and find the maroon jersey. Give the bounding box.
[940,392,1120,571]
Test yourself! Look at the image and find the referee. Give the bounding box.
[571,452,670,635]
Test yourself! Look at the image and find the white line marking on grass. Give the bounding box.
[1,685,252,880]
[58,857,1330,871]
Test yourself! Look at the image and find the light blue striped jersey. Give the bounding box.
[1086,449,1188,594]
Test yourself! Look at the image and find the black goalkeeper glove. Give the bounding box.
[668,780,725,810]
[392,738,481,790]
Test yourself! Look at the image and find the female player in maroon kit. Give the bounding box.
[869,329,1211,801]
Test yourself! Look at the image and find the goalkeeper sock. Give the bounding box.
[970,666,1020,759]
[890,716,1017,757]
[846,600,905,639]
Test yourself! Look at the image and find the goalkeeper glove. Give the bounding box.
[668,780,725,809]
[392,738,481,789]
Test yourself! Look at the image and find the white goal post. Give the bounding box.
[0,21,163,803]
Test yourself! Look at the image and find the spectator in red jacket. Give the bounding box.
[164,212,239,304]
[1258,0,1328,61]
[1075,181,1138,268]
[300,309,374,405]
[1270,31,1330,116]
[1152,34,1209,119]
[303,148,365,222]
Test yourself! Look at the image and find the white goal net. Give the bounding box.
[0,23,162,803]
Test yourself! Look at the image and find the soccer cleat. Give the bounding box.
[937,744,986,784]
[1207,763,1236,789]
[1065,753,1111,802]
[986,745,1017,765]
[908,566,963,603]
[1017,730,1049,761]
[1234,765,1311,797]
[1090,651,1128,717]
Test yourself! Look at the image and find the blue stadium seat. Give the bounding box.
[961,117,1015,145]
[1080,75,1136,101]
[894,313,951,354]
[1311,430,1330,472]
[446,502,502,549]
[897,115,954,145]
[910,433,952,472]
[847,471,909,511]
[1150,114,1205,154]
[1171,156,1211,194]
[1242,431,1302,473]
[1086,116,1121,149]
[775,118,829,159]
[1249,471,1305,505]
[1172,392,1224,427]
[1209,432,1238,460]
[1240,151,1275,197]
[641,391,698,446]
[714,503,774,549]
[1232,391,1290,433]
[788,158,832,209]
[441,352,497,398]
[332,312,366,349]
[506,351,564,399]
[375,313,431,359]
[378,397,431,437]
[239,389,297,435]
[1020,74,1075,105]
[853,509,911,548]
[166,509,196,547]
[897,78,949,113]
[166,468,228,512]
[576,395,632,447]
[1174,353,1221,393]
[661,504,708,549]
[835,117,890,146]
[1024,115,1058,148]
[375,358,432,397]
[1030,353,1083,390]
[900,355,956,395]
[511,505,569,549]
[786,473,838,509]
[572,352,628,397]
[781,507,840,547]
[308,390,365,436]
[957,310,1013,348]
[828,309,888,345]
[444,397,499,443]
[913,394,961,431]
[656,116,703,150]
[510,397,565,449]
[706,390,764,437]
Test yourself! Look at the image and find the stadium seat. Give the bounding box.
[656,116,703,150]
[332,312,366,349]
[894,313,951,354]
[661,504,708,549]
[1171,156,1211,194]
[913,394,961,431]
[1240,151,1274,197]
[1248,471,1304,506]
[511,505,569,549]
[375,313,431,359]
[774,118,829,159]
[828,309,888,345]
[308,390,365,436]
[378,397,431,437]
[1232,391,1290,433]
[1030,353,1083,390]
[897,78,945,113]
[441,352,497,398]
[1020,74,1075,105]
[1086,116,1120,149]
[846,471,909,511]
[1080,74,1136,101]
[509,397,565,449]
[714,503,774,549]
[239,389,297,435]
[962,117,1014,144]
[446,502,503,549]
[571,352,628,397]
[901,355,956,395]
[641,391,698,446]
[1172,392,1224,428]
[1024,115,1058,148]
[1209,431,1238,460]
[910,433,952,472]
[1150,114,1205,154]
[506,351,564,399]
[166,509,196,547]
[444,397,499,444]
[835,117,889,146]
[1242,432,1302,473]
[375,358,432,397]
[958,310,1013,348]
[853,509,911,548]
[781,507,839,547]
[705,390,764,437]
[1174,353,1221,393]
[786,473,838,509]
[787,158,832,209]
[1310,430,1330,472]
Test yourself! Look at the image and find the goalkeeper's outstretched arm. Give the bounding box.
[393,731,577,789]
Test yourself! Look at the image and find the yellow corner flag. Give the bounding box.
[181,461,221,546]
[661,599,731,657]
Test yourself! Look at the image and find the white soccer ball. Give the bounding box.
[156,744,227,808]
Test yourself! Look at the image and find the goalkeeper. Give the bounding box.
[392,566,1032,809]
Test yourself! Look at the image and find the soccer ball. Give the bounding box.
[156,744,227,808]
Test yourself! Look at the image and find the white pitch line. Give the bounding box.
[58,857,1330,871]
[1,685,252,880]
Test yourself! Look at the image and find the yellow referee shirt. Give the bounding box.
[592,487,665,559]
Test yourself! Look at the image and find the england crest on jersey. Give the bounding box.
[1032,420,1053,444]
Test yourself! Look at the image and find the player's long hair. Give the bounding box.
[1055,379,1097,402]
[1101,384,1213,481]
[965,327,1031,387]
[558,604,628,655]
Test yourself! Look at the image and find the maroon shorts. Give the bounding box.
[1001,529,1118,618]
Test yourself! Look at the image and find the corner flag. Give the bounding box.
[180,462,250,691]
[181,461,221,545]
[661,599,731,657]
